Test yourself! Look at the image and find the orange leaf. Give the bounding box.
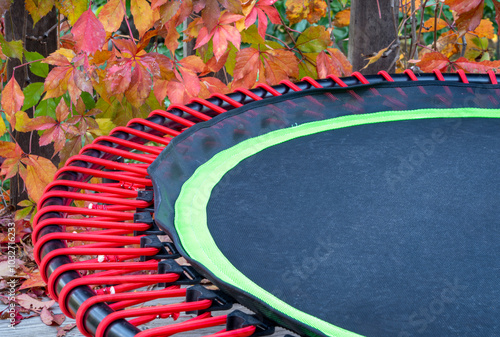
[71,8,106,53]
[472,19,494,39]
[44,66,72,99]
[262,49,299,85]
[415,52,450,72]
[422,18,448,31]
[285,0,327,25]
[232,47,260,88]
[21,155,57,203]
[99,0,126,33]
[317,48,352,78]
[19,270,46,290]
[399,0,422,15]
[1,76,24,124]
[333,8,350,28]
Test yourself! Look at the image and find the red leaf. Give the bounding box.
[71,8,106,53]
[106,61,133,95]
[232,47,260,88]
[57,323,77,337]
[195,11,243,60]
[15,294,55,312]
[125,63,152,108]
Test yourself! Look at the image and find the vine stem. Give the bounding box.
[119,0,135,41]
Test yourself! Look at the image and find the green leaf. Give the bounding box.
[25,51,49,78]
[296,26,331,53]
[0,35,23,61]
[80,91,96,109]
[22,82,45,111]
[34,97,57,119]
[241,26,266,45]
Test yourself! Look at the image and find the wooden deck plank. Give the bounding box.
[1,300,293,337]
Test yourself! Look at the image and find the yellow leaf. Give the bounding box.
[0,115,5,137]
[362,47,388,70]
[14,111,31,132]
[95,118,116,136]
[333,8,350,28]
[55,0,89,25]
[130,0,154,38]
[285,0,327,25]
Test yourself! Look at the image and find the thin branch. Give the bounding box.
[412,0,429,59]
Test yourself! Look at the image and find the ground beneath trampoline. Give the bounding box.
[0,294,294,337]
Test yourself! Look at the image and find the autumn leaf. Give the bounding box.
[399,0,422,15]
[231,47,260,88]
[445,0,483,15]
[19,270,46,290]
[41,307,66,326]
[232,46,299,88]
[317,48,352,78]
[241,0,280,39]
[21,155,58,203]
[415,52,450,72]
[57,323,77,337]
[199,77,229,98]
[55,0,88,25]
[422,18,448,31]
[472,19,494,39]
[0,114,6,137]
[130,0,155,38]
[296,26,331,53]
[43,65,72,99]
[29,99,77,155]
[1,76,24,125]
[446,0,484,33]
[25,0,55,25]
[0,141,24,179]
[71,7,106,54]
[262,49,299,84]
[15,293,55,312]
[286,0,327,25]
[454,57,500,73]
[195,12,243,61]
[98,0,125,33]
[362,47,389,70]
[125,63,153,108]
[14,111,32,132]
[0,35,23,61]
[333,8,350,27]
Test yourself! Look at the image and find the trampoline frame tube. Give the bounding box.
[35,70,499,337]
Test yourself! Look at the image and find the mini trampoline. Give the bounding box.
[34,70,500,337]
